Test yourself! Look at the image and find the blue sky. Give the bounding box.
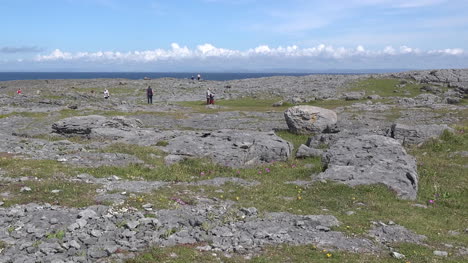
[1,0,467,71]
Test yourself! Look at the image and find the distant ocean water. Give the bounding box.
[0,72,363,82]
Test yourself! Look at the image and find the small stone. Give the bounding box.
[412,204,428,209]
[388,220,395,225]
[121,229,136,238]
[108,175,121,181]
[391,251,405,259]
[90,230,102,237]
[433,250,448,257]
[345,211,355,216]
[69,240,81,250]
[315,225,330,232]
[448,230,460,236]
[51,189,61,194]
[0,201,3,206]
[76,218,87,228]
[105,245,118,254]
[20,186,32,192]
[57,158,67,162]
[78,209,97,219]
[50,218,59,224]
[125,221,139,229]
[67,223,80,231]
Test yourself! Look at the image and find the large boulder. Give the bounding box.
[388,123,453,145]
[316,135,418,200]
[284,106,338,134]
[52,115,142,135]
[163,129,293,168]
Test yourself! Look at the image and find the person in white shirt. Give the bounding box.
[104,89,110,99]
[206,88,211,104]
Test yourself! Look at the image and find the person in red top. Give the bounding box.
[17,88,22,94]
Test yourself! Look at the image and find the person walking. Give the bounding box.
[147,86,154,104]
[104,89,110,99]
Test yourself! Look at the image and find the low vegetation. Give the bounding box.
[127,126,467,262]
[348,78,427,98]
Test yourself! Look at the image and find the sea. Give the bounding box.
[0,72,367,82]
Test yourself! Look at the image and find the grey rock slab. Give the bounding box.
[284,106,338,134]
[296,144,324,158]
[342,91,365,100]
[433,250,448,257]
[61,152,144,168]
[317,135,418,200]
[163,129,292,168]
[185,177,260,187]
[101,180,169,193]
[368,224,426,244]
[52,115,142,135]
[389,123,453,145]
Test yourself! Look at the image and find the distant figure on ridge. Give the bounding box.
[197,74,201,81]
[147,86,153,104]
[104,89,110,99]
[17,88,22,95]
[191,76,194,81]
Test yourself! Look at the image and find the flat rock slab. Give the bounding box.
[389,123,453,145]
[52,115,142,135]
[368,223,426,244]
[163,129,292,168]
[317,135,418,200]
[60,152,144,168]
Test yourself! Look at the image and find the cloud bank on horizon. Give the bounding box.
[1,0,467,71]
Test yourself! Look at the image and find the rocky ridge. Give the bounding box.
[0,69,467,262]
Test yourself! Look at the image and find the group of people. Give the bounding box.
[206,88,215,104]
[100,85,213,105]
[191,74,202,81]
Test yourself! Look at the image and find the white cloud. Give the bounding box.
[35,43,465,63]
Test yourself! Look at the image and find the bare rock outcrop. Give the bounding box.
[52,115,142,135]
[388,123,453,145]
[163,129,293,167]
[316,135,418,200]
[284,106,338,134]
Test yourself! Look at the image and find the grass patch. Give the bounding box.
[275,129,311,155]
[0,180,99,207]
[127,243,407,263]
[349,78,425,98]
[0,158,75,179]
[46,229,66,240]
[0,111,49,119]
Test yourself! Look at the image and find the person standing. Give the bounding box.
[17,88,22,95]
[206,88,212,104]
[147,86,154,104]
[104,89,110,99]
[197,74,201,81]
